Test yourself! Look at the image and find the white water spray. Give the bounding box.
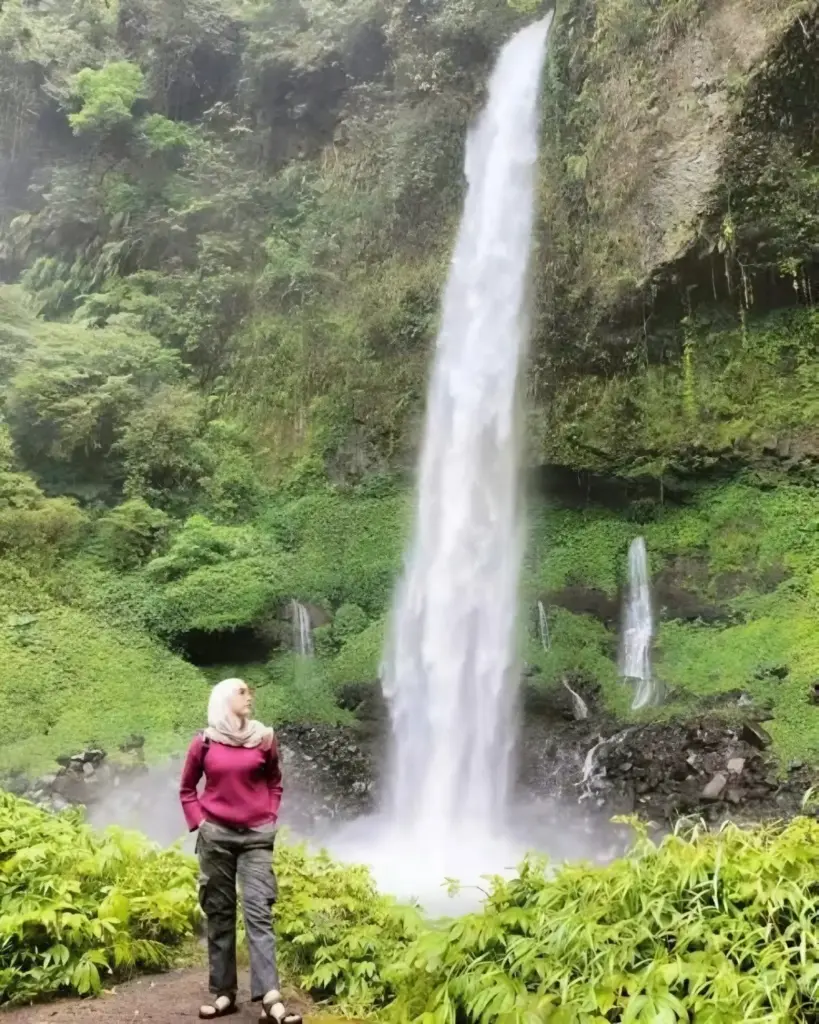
[620,537,657,710]
[291,599,313,658]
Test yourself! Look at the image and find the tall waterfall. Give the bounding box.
[291,600,313,657]
[620,537,656,710]
[379,18,551,857]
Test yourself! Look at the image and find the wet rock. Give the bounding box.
[702,773,728,801]
[741,722,773,750]
[82,762,95,778]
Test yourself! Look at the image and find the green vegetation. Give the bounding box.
[7,792,819,1022]
[526,482,819,762]
[0,792,198,1004]
[391,814,819,1023]
[0,792,421,1011]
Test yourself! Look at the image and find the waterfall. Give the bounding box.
[537,599,551,651]
[291,600,313,657]
[562,678,588,721]
[377,18,551,864]
[620,537,656,710]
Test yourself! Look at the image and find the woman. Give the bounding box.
[180,678,301,1023]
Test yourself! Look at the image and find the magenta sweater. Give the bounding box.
[179,734,283,831]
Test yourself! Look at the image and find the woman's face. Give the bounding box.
[229,681,253,720]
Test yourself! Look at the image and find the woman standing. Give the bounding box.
[180,678,301,1023]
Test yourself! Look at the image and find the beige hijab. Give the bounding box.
[204,678,274,749]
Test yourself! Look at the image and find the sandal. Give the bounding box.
[260,989,303,1024]
[199,995,237,1019]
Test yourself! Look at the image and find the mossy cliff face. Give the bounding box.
[530,0,819,483]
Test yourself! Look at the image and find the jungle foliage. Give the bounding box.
[6,793,819,1024]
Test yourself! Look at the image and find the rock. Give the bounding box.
[2,774,29,796]
[702,773,728,801]
[37,773,58,789]
[119,734,145,753]
[84,749,106,766]
[82,762,95,778]
[727,757,745,774]
[727,788,743,805]
[741,723,773,750]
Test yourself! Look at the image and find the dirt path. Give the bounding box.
[1,970,339,1023]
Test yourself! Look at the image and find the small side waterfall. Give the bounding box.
[291,600,313,657]
[537,599,551,651]
[619,537,657,710]
[562,678,588,721]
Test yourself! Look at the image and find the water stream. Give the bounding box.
[291,599,314,658]
[620,537,657,710]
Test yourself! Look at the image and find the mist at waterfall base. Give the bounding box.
[327,16,623,912]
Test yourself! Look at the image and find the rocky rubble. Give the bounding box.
[582,718,814,825]
[521,713,815,827]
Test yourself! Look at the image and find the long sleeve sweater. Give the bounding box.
[179,733,283,831]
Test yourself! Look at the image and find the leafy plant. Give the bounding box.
[275,841,423,1015]
[0,794,198,1004]
[69,62,147,134]
[388,816,819,1024]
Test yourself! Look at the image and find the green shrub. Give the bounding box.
[389,815,819,1024]
[333,603,369,643]
[276,841,423,1014]
[0,794,198,1005]
[330,618,385,686]
[93,499,170,570]
[312,622,337,658]
[68,62,146,135]
[8,794,819,1022]
[0,606,206,771]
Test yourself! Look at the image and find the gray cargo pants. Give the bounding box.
[196,819,280,1001]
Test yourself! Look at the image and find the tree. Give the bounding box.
[69,61,146,135]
